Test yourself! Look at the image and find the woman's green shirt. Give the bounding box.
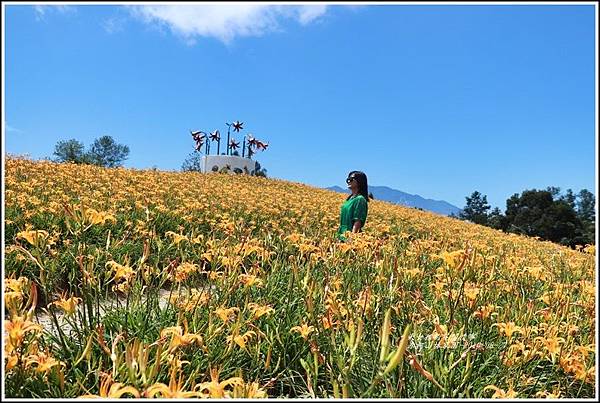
[337,194,368,241]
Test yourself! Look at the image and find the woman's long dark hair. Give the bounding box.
[346,171,370,203]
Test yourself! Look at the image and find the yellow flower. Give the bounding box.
[438,250,466,270]
[247,303,275,320]
[4,276,30,294]
[226,331,256,350]
[285,233,303,244]
[17,229,49,247]
[502,342,538,366]
[144,366,200,398]
[463,282,480,302]
[5,352,19,372]
[159,323,203,353]
[80,372,140,398]
[4,315,43,354]
[201,251,215,262]
[214,307,240,323]
[538,292,552,305]
[321,314,338,330]
[165,231,188,245]
[534,335,565,362]
[106,260,135,283]
[484,385,518,398]
[173,262,198,282]
[429,318,448,345]
[197,367,244,398]
[493,322,521,338]
[85,208,116,225]
[290,323,315,340]
[239,274,263,288]
[50,292,82,316]
[24,350,64,375]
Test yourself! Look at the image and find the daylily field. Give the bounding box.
[3,156,596,398]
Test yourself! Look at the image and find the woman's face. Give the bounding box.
[346,176,358,192]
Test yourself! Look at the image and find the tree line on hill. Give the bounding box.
[52,136,130,168]
[453,188,596,248]
[52,137,269,177]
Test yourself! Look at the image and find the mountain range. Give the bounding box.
[325,185,462,216]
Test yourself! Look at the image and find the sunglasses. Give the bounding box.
[346,177,356,184]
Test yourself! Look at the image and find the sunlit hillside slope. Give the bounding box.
[4,157,596,398]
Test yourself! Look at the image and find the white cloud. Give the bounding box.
[296,5,328,25]
[102,16,126,34]
[127,4,329,45]
[5,123,23,133]
[34,5,75,21]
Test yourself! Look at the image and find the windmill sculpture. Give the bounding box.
[189,120,268,161]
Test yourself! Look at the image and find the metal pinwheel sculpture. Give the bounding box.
[189,121,267,161]
[209,130,221,155]
[229,139,240,152]
[254,139,269,151]
[225,121,243,155]
[244,134,269,159]
[191,130,207,152]
[232,121,244,132]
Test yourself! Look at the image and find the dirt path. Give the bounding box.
[31,288,191,339]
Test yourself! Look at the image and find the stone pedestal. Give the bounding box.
[201,155,255,175]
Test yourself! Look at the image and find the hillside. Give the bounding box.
[326,185,462,216]
[4,157,596,398]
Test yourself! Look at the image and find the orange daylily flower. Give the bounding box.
[197,367,244,398]
[247,303,275,320]
[291,323,315,340]
[144,366,200,398]
[493,322,522,338]
[5,315,43,354]
[483,385,518,398]
[80,372,140,398]
[214,306,240,323]
[50,292,82,316]
[159,323,203,353]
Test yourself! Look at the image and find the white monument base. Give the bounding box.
[201,155,255,175]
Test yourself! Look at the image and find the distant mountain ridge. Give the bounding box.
[326,185,461,216]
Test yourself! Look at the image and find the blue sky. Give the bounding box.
[3,3,597,209]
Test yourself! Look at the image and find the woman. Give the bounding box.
[337,171,369,241]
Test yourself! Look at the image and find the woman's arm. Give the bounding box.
[352,220,362,233]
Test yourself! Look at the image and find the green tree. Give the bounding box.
[576,189,596,245]
[254,161,267,177]
[559,188,577,209]
[181,152,203,172]
[458,191,490,225]
[52,139,90,164]
[546,186,562,199]
[504,189,583,247]
[576,189,595,224]
[87,135,130,168]
[487,207,507,230]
